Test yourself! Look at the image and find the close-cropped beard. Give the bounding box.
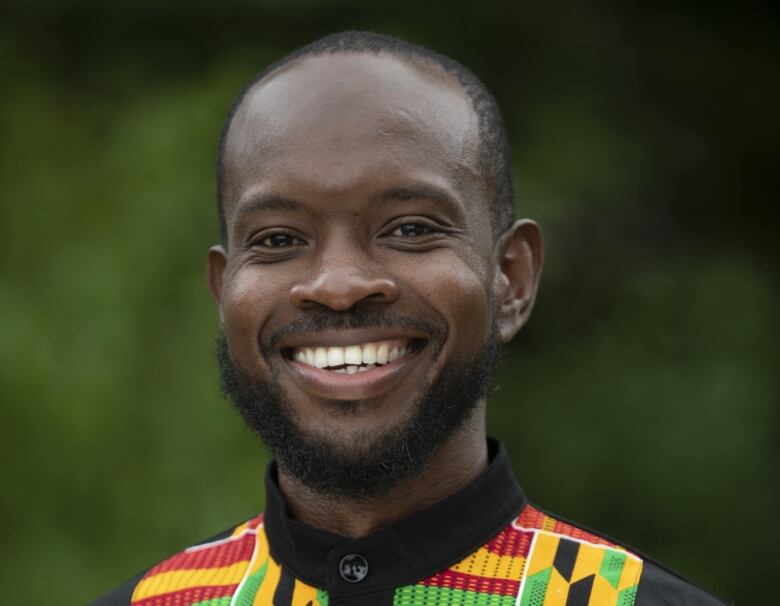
[217,314,501,500]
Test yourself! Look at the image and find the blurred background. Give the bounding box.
[1,1,777,603]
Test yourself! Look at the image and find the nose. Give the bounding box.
[289,255,400,312]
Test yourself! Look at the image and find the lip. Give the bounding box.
[281,345,423,401]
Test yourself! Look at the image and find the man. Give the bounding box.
[95,32,727,606]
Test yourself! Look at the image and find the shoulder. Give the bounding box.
[90,569,148,606]
[635,560,730,606]
[472,504,729,606]
[89,515,264,606]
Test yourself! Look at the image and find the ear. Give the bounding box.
[207,245,228,323]
[493,219,544,343]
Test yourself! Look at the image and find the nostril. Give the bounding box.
[289,274,399,311]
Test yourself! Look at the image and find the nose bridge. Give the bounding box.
[322,226,367,271]
[289,230,398,310]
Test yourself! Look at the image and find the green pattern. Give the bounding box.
[394,585,517,606]
[617,585,638,606]
[519,566,552,606]
[190,599,232,606]
[233,559,268,606]
[316,588,329,605]
[599,549,627,589]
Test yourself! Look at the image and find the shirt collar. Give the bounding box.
[263,437,525,597]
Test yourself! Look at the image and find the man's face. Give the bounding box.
[210,53,522,495]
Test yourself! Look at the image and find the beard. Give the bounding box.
[217,310,501,500]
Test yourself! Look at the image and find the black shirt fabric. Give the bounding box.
[93,439,728,606]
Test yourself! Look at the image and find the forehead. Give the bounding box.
[222,52,483,214]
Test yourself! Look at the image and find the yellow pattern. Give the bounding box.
[522,531,643,606]
[254,555,282,604]
[541,514,557,533]
[617,554,642,592]
[527,533,558,575]
[292,579,320,606]
[590,574,619,604]
[231,521,250,537]
[132,561,249,600]
[544,568,570,605]
[570,542,604,581]
[246,525,269,578]
[450,545,526,579]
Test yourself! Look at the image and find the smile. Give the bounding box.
[278,332,428,400]
[289,339,410,373]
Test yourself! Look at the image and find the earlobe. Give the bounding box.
[207,245,228,321]
[494,220,544,342]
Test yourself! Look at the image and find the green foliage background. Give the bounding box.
[1,1,777,604]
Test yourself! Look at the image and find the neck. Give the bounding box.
[276,410,488,539]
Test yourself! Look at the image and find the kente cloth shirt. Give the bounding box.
[93,439,727,606]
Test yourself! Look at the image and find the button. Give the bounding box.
[339,553,368,583]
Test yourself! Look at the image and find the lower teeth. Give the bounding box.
[331,363,377,374]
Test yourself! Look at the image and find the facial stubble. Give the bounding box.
[217,318,501,500]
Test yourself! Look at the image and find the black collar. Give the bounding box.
[263,437,525,598]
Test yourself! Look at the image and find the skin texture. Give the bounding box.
[208,52,543,538]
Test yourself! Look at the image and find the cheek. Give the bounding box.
[221,266,286,361]
[402,256,492,345]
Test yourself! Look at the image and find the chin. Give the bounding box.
[290,395,414,452]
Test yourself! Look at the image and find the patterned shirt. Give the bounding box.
[93,440,726,606]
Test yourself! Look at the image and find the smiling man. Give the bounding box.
[95,32,726,606]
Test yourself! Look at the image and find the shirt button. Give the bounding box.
[339,553,368,583]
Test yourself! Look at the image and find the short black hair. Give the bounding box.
[216,31,515,243]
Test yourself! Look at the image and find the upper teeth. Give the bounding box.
[292,339,409,371]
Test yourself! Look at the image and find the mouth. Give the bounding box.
[283,338,422,373]
[279,334,429,400]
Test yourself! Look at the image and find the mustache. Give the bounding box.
[266,309,446,352]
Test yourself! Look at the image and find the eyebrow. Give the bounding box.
[374,183,465,221]
[234,182,465,221]
[235,193,302,218]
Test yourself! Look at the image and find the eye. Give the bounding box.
[390,223,434,238]
[256,232,304,248]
